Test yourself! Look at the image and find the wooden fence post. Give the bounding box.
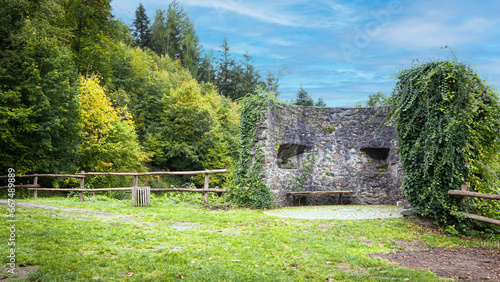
[461,184,468,204]
[204,173,209,205]
[33,174,38,200]
[133,172,138,188]
[79,171,85,202]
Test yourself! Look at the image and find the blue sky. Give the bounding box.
[111,0,500,107]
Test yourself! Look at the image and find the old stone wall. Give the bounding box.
[254,103,404,207]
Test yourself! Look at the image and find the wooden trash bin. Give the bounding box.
[132,186,150,207]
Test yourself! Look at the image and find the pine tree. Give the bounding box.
[215,38,236,99]
[236,53,261,99]
[198,49,215,83]
[260,71,281,97]
[295,86,314,106]
[132,3,152,49]
[150,1,201,78]
[151,9,168,56]
[213,40,263,100]
[315,97,327,107]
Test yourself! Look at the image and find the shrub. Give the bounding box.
[389,58,500,232]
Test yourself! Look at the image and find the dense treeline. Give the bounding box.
[0,0,325,191]
[130,1,279,101]
[0,0,253,188]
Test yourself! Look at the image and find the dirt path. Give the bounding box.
[0,200,127,216]
[0,200,153,228]
[372,247,500,281]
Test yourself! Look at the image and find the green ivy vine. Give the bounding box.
[225,93,280,209]
[290,152,316,205]
[293,152,316,192]
[388,58,500,232]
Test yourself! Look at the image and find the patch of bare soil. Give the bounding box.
[392,239,427,252]
[0,201,158,228]
[0,265,38,281]
[371,247,500,281]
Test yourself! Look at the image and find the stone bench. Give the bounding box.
[286,190,354,205]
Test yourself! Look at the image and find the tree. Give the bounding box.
[235,53,262,99]
[367,92,390,106]
[63,0,115,76]
[0,0,81,174]
[150,1,201,78]
[144,79,239,176]
[215,38,237,99]
[78,75,147,172]
[132,3,152,49]
[213,40,263,100]
[315,97,327,107]
[111,20,136,46]
[151,9,168,56]
[295,86,314,106]
[260,71,281,97]
[198,49,215,83]
[356,92,390,107]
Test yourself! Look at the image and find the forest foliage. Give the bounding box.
[0,0,269,189]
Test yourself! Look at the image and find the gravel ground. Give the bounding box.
[263,205,403,220]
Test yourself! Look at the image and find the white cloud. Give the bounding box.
[376,18,491,50]
[334,69,376,80]
[370,2,499,50]
[176,0,355,29]
[268,38,297,47]
[177,0,303,27]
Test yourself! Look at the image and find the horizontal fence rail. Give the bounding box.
[448,185,500,226]
[0,174,86,179]
[75,170,227,176]
[0,184,39,189]
[1,169,227,204]
[448,190,500,200]
[450,211,500,226]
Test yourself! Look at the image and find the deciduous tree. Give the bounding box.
[0,0,81,173]
[78,75,147,172]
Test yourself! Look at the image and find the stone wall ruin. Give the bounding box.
[254,103,404,207]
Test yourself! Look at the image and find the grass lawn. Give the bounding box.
[2,196,499,281]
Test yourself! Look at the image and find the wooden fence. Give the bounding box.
[0,170,227,204]
[448,185,500,226]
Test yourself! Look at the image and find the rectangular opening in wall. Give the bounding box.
[277,144,312,169]
[360,147,390,160]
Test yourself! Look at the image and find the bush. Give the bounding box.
[389,58,500,232]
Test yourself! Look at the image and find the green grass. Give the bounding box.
[2,196,499,281]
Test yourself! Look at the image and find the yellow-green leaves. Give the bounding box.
[78,75,147,172]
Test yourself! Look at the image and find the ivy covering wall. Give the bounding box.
[389,59,500,232]
[225,94,279,208]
